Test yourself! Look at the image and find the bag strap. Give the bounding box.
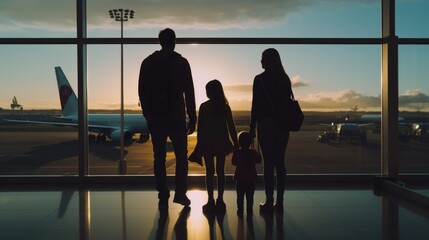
[260,79,295,110]
[260,79,275,108]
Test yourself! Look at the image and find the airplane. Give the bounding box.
[2,66,150,144]
[317,114,373,144]
[317,122,369,144]
[317,113,415,144]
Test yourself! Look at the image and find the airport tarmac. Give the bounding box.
[1,129,428,175]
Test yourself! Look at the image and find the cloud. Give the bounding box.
[297,89,429,111]
[223,75,307,95]
[0,0,303,30]
[399,89,429,111]
[299,89,381,110]
[0,0,377,31]
[291,75,309,88]
[223,84,252,93]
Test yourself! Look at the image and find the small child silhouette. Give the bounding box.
[232,131,261,216]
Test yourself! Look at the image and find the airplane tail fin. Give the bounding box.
[55,67,78,117]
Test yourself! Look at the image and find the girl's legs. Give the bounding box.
[215,155,226,210]
[216,155,226,201]
[204,155,215,209]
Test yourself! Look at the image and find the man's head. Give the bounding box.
[158,28,176,50]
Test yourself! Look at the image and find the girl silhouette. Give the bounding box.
[189,79,239,212]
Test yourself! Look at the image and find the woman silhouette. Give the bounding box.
[249,48,292,213]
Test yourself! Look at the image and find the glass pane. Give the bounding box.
[86,45,157,175]
[398,45,429,174]
[0,45,78,175]
[0,0,76,38]
[88,0,380,38]
[86,44,381,175]
[397,0,429,38]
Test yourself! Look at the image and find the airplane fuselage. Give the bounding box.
[64,113,148,133]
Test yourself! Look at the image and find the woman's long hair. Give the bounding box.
[261,48,291,85]
[206,79,228,115]
[261,48,292,102]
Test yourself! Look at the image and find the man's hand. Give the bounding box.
[187,118,196,135]
[249,128,256,140]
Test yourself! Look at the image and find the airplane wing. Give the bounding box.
[318,123,334,127]
[357,123,374,127]
[1,118,77,127]
[1,118,119,132]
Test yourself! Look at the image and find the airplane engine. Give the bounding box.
[139,133,150,143]
[110,130,133,142]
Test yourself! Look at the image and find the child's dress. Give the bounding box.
[189,100,236,165]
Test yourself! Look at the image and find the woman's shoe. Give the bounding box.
[259,201,274,212]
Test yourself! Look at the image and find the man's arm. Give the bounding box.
[182,59,197,134]
[138,58,149,115]
[249,77,259,139]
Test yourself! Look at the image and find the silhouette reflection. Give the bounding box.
[236,214,256,240]
[153,208,169,240]
[203,209,233,240]
[48,188,429,239]
[174,206,191,239]
[259,210,285,239]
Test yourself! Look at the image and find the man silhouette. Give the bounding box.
[138,28,197,208]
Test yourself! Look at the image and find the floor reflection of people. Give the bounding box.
[236,215,256,240]
[173,206,190,239]
[155,208,169,240]
[203,210,216,239]
[246,215,256,240]
[275,212,284,239]
[216,210,233,240]
[260,211,284,239]
[203,210,232,240]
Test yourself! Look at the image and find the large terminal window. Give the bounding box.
[1,0,429,178]
[83,44,381,175]
[0,45,78,175]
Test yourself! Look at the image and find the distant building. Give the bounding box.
[11,96,23,110]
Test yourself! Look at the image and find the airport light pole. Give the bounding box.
[108,8,135,174]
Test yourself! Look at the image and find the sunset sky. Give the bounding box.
[0,0,428,112]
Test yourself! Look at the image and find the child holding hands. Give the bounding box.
[232,131,261,216]
[189,79,239,212]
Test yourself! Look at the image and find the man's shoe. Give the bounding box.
[173,195,191,206]
[237,209,244,217]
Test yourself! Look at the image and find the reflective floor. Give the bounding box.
[1,186,429,240]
